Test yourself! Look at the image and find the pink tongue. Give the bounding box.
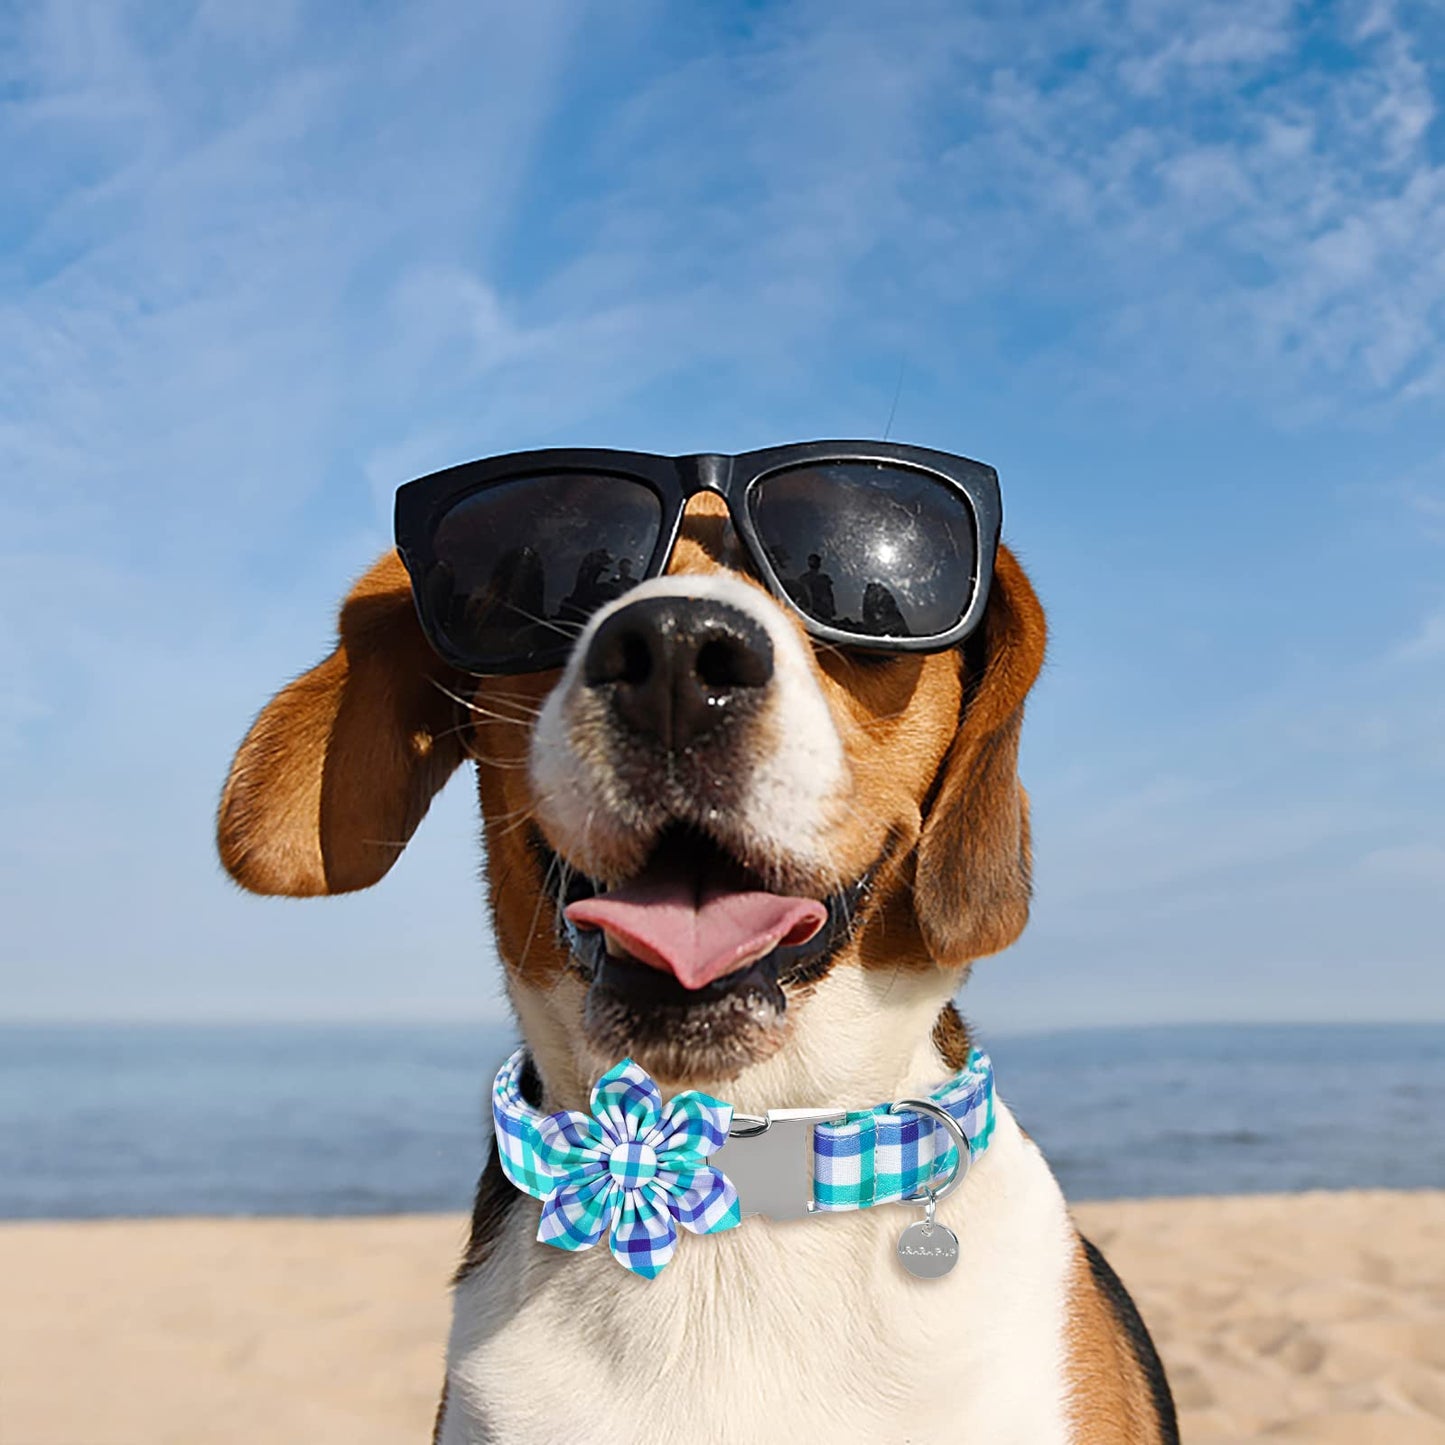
[565,874,827,991]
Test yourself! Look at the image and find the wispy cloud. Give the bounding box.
[1391,611,1445,662]
[918,0,1445,411]
[2,0,1442,1023]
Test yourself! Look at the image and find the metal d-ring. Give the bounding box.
[889,1097,972,1205]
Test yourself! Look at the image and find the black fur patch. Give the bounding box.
[1079,1233,1180,1444]
[454,1124,523,1285]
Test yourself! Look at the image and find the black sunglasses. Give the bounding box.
[393,441,1002,676]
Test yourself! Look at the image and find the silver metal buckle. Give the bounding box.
[712,1107,847,1221]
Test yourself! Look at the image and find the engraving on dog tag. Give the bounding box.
[896,1219,959,1279]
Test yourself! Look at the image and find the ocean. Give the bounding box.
[1,1022,1441,1219]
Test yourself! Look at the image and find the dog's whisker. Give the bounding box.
[426,675,547,729]
[445,701,544,731]
[479,799,542,833]
[485,602,587,640]
[474,695,546,720]
[448,705,542,733]
[459,743,534,771]
[474,687,549,705]
[517,864,556,977]
[488,780,570,840]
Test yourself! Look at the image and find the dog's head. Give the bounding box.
[218,483,1045,1102]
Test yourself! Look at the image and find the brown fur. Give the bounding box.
[930,1000,976,1072]
[217,551,470,896]
[1066,1236,1178,1442]
[914,545,1046,964]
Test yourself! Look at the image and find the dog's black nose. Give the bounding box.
[583,596,774,750]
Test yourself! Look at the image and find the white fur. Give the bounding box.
[529,573,847,878]
[438,968,1075,1445]
[439,1099,1073,1445]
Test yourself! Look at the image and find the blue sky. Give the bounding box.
[2,0,1442,1030]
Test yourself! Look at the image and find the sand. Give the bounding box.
[1075,1191,1445,1443]
[0,1191,1441,1443]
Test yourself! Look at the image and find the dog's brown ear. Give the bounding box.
[914,543,1047,965]
[217,550,469,896]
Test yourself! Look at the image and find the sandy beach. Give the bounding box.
[1,1190,1441,1443]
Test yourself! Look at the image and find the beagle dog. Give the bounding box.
[217,444,1177,1444]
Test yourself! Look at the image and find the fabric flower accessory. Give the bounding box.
[507,1055,741,1279]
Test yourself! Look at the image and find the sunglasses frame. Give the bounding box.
[393,440,1003,675]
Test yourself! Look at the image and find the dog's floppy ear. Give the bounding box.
[217,550,469,896]
[914,543,1047,965]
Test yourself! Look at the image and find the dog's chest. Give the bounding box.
[441,1106,1075,1445]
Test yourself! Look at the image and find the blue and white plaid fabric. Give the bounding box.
[493,1050,741,1279]
[811,1048,994,1211]
[493,1046,995,1277]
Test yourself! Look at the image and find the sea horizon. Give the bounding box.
[5,1013,1442,1031]
[3,1020,1441,1220]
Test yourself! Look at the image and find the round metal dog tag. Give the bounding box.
[896,1220,959,1279]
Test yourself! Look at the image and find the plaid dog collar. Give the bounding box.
[492,1046,995,1279]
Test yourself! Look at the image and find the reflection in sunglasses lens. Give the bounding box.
[424,474,662,669]
[747,463,977,639]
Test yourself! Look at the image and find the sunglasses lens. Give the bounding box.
[747,462,977,640]
[419,473,661,670]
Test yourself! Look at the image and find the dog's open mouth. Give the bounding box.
[565,832,827,991]
[538,825,876,1080]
